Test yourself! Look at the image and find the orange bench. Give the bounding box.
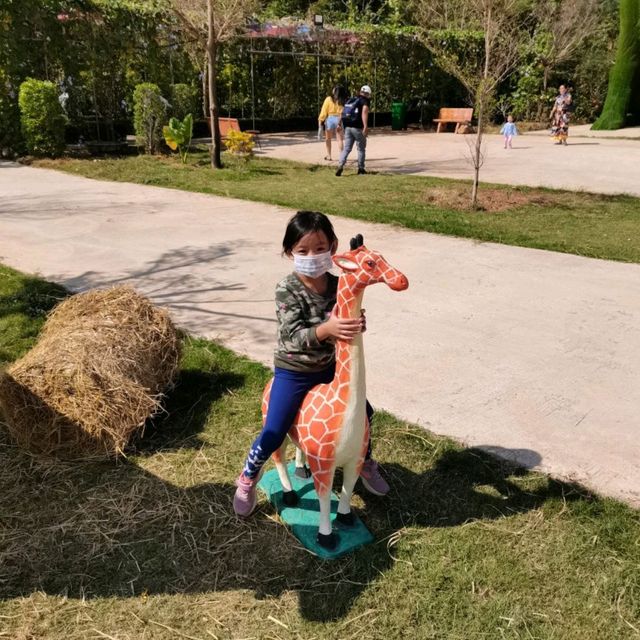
[433,107,473,133]
[210,117,261,147]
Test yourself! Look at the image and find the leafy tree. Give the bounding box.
[414,0,530,207]
[532,0,603,94]
[170,0,260,169]
[170,83,200,120]
[0,69,23,156]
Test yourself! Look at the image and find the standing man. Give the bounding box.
[335,85,371,176]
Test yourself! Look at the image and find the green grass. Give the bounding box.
[34,151,640,263]
[1,264,640,639]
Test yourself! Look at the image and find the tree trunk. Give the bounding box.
[202,55,209,119]
[471,98,483,209]
[471,10,492,210]
[537,65,550,122]
[592,0,640,130]
[207,1,222,169]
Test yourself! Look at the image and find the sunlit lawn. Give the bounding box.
[1,263,639,639]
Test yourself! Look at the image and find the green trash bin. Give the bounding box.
[391,101,407,130]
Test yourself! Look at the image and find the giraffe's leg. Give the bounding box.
[335,460,359,527]
[272,438,298,507]
[317,487,336,548]
[294,446,311,479]
[308,463,337,549]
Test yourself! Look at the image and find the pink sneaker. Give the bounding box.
[233,473,258,517]
[359,459,389,496]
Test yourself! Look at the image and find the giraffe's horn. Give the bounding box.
[349,234,364,250]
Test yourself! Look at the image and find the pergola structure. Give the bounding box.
[241,19,378,128]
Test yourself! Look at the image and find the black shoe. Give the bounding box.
[357,168,367,175]
[335,166,343,177]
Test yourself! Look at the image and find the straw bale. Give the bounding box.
[0,286,180,458]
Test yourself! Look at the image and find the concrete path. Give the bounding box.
[1,162,639,507]
[257,129,640,196]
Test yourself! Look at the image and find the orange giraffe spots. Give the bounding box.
[264,242,408,547]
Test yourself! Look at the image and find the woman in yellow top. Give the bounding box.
[318,85,348,161]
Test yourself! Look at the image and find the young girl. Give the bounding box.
[500,114,518,149]
[233,210,389,517]
[318,85,348,161]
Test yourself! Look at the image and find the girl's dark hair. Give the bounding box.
[332,84,348,106]
[282,210,338,255]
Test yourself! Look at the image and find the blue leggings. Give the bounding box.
[243,364,374,479]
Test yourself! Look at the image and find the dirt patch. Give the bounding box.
[423,186,557,212]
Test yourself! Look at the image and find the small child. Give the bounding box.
[233,210,390,517]
[500,115,518,149]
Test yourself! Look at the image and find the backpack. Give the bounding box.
[342,96,361,126]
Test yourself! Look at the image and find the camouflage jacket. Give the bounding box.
[273,272,338,372]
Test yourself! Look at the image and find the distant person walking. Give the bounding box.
[318,85,348,161]
[550,85,572,146]
[335,85,371,177]
[500,115,518,149]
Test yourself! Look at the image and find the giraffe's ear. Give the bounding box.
[333,254,359,272]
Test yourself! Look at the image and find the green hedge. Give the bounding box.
[18,78,66,157]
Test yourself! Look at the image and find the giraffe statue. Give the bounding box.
[263,235,409,550]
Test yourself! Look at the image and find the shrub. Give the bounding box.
[163,113,193,164]
[170,84,199,121]
[133,83,167,154]
[224,130,254,160]
[18,78,67,157]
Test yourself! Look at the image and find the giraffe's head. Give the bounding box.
[332,235,409,292]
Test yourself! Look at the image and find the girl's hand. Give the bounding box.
[360,309,367,333]
[317,307,365,342]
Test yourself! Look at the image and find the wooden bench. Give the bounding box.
[210,117,261,148]
[433,108,473,133]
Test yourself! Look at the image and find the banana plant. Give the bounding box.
[163,113,193,164]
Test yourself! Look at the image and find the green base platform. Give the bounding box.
[258,462,374,560]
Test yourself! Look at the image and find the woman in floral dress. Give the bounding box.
[550,85,573,145]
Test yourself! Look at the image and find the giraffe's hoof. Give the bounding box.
[295,465,312,479]
[316,532,338,550]
[336,510,355,527]
[282,490,298,507]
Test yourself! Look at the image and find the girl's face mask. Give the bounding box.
[293,251,334,278]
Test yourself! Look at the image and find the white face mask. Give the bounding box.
[293,251,334,278]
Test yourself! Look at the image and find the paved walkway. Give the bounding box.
[256,128,640,196]
[1,162,639,507]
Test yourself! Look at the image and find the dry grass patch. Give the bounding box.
[422,185,558,212]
